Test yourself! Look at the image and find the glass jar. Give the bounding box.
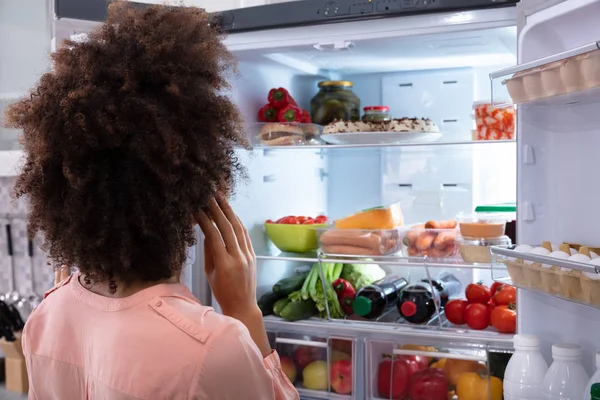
[310,81,360,125]
[362,106,391,122]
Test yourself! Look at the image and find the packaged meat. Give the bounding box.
[473,101,515,141]
[401,223,459,259]
[334,203,404,230]
[317,228,402,256]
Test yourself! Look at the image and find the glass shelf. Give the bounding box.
[490,246,600,309]
[490,40,600,108]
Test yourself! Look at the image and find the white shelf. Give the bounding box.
[256,139,516,151]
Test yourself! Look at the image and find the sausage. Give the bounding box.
[319,230,382,249]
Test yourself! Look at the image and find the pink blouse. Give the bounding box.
[22,275,299,400]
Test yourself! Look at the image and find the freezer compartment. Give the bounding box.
[366,339,509,400]
[491,246,600,310]
[269,331,356,398]
[490,41,600,107]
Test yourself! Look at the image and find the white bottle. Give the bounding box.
[504,334,549,400]
[585,352,600,400]
[542,343,590,400]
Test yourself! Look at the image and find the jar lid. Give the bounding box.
[552,343,582,359]
[318,81,354,88]
[364,106,390,112]
[458,236,512,246]
[513,334,541,349]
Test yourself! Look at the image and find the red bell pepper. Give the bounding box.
[333,278,356,315]
[278,105,303,123]
[268,87,298,110]
[408,368,448,400]
[300,109,312,123]
[377,356,420,399]
[258,103,278,122]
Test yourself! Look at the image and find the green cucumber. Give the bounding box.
[273,298,291,317]
[279,299,317,322]
[257,292,282,316]
[273,272,309,296]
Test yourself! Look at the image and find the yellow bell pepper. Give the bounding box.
[456,372,502,400]
[431,358,447,369]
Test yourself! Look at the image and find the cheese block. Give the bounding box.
[335,203,404,230]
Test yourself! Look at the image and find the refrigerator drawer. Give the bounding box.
[267,331,357,399]
[366,339,510,400]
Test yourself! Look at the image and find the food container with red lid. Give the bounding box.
[472,101,515,141]
[362,106,391,123]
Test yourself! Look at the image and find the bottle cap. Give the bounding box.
[552,343,582,359]
[353,296,372,317]
[591,383,600,399]
[513,334,541,349]
[400,301,417,317]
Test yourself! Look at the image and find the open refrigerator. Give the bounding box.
[52,0,600,398]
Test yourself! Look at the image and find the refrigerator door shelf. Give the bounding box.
[490,40,600,108]
[491,246,600,311]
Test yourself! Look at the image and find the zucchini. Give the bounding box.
[257,292,282,316]
[273,298,291,317]
[273,272,309,296]
[279,299,317,322]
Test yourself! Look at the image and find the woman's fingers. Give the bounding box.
[196,210,228,260]
[203,240,215,275]
[217,197,249,254]
[54,265,69,285]
[207,198,240,254]
[237,215,254,257]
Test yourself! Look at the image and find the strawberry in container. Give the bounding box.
[473,101,516,141]
[402,220,460,259]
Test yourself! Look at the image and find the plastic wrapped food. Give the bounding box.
[310,81,360,126]
[473,102,515,141]
[401,223,460,259]
[317,228,401,256]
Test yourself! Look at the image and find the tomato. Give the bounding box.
[490,282,505,296]
[408,368,448,400]
[296,216,309,223]
[377,357,420,399]
[445,299,468,325]
[276,216,292,224]
[465,283,491,304]
[486,301,496,326]
[302,219,316,224]
[492,285,516,306]
[490,304,517,333]
[464,303,490,330]
[314,215,328,224]
[265,219,274,224]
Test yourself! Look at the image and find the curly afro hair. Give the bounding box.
[5,3,247,284]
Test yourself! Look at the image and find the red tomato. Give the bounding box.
[490,304,517,333]
[314,215,328,223]
[486,301,496,326]
[464,303,491,330]
[265,219,274,224]
[408,368,448,400]
[465,283,491,304]
[493,285,517,306]
[445,299,468,325]
[302,220,316,225]
[276,216,291,224]
[490,282,505,296]
[296,216,308,223]
[288,217,300,225]
[377,357,420,399]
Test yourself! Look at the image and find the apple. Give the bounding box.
[303,360,328,391]
[331,359,352,394]
[280,356,297,383]
[294,346,326,372]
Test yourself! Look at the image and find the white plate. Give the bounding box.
[321,131,443,145]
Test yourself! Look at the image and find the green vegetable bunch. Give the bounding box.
[289,262,344,319]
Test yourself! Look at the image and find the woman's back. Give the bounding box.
[24,275,296,399]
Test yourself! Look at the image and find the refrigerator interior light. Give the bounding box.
[444,12,475,25]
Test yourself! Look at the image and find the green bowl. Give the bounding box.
[264,223,327,253]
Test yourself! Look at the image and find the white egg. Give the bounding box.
[542,251,570,269]
[583,257,600,279]
[569,253,591,263]
[551,243,559,252]
[569,248,578,255]
[524,246,551,265]
[591,251,599,259]
[590,257,600,266]
[515,244,533,253]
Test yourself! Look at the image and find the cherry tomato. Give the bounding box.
[493,285,517,306]
[287,217,300,225]
[265,219,274,224]
[444,299,468,325]
[465,283,491,304]
[296,216,308,223]
[276,216,291,224]
[302,219,315,224]
[490,282,505,296]
[490,304,516,333]
[464,303,490,330]
[314,215,328,223]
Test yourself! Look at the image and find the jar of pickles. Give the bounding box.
[310,81,361,125]
[362,106,391,122]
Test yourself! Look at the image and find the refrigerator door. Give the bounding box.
[513,0,600,372]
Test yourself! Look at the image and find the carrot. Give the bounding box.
[434,231,456,249]
[415,232,436,251]
[425,220,457,229]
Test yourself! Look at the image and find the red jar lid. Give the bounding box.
[363,106,390,112]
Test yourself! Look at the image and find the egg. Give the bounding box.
[569,248,578,256]
[584,258,600,280]
[524,246,551,265]
[542,250,570,269]
[569,253,591,263]
[514,244,533,253]
[591,251,599,259]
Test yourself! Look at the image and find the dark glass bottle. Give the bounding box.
[397,282,438,324]
[352,275,408,320]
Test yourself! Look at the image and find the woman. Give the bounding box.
[6,4,299,400]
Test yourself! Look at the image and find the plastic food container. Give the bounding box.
[265,223,326,253]
[400,227,459,258]
[458,213,508,239]
[250,122,323,147]
[472,101,515,141]
[475,204,516,244]
[316,228,401,256]
[459,236,511,263]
